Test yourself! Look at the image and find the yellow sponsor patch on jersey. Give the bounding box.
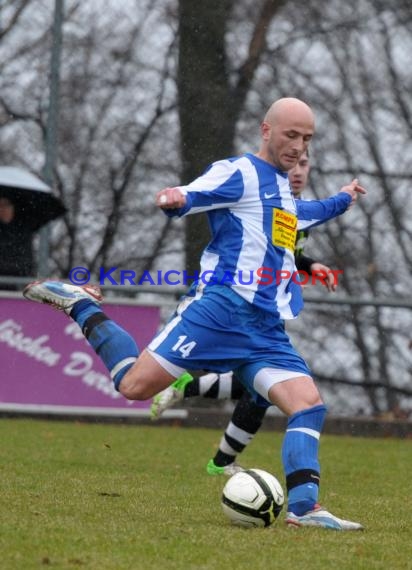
[272,208,297,251]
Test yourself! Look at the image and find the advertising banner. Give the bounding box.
[0,296,160,415]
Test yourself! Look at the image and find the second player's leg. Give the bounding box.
[208,390,267,475]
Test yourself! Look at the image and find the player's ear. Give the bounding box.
[261,121,271,140]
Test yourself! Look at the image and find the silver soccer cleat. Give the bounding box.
[285,504,364,531]
[23,280,103,315]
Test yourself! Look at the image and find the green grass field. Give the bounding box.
[0,419,411,570]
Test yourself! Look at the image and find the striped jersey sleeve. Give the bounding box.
[297,194,351,229]
[163,159,244,217]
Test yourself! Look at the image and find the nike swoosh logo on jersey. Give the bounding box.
[264,192,276,199]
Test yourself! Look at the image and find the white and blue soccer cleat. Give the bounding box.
[23,280,103,315]
[285,504,364,530]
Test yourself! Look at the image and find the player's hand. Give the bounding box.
[156,187,187,209]
[339,178,367,207]
[310,262,338,292]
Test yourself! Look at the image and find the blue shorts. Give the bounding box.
[148,285,311,405]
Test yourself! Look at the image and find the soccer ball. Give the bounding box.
[221,468,284,528]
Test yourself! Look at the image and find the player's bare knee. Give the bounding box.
[304,394,324,409]
[300,386,323,410]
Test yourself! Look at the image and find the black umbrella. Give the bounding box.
[0,166,66,232]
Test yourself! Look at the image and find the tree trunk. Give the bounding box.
[178,0,237,277]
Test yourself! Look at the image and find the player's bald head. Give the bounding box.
[264,98,315,129]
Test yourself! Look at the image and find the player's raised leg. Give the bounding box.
[23,280,177,398]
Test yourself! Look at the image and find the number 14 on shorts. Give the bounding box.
[172,335,197,358]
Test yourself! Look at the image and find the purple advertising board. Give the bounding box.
[0,296,160,415]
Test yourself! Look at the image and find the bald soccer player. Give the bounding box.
[24,98,366,530]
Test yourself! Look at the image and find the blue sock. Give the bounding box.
[281,404,327,515]
[71,299,139,390]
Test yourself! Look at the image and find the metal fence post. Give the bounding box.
[38,0,64,277]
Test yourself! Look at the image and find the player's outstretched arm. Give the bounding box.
[297,178,367,230]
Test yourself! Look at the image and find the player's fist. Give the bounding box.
[156,187,187,209]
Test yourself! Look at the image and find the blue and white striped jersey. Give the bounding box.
[165,153,350,319]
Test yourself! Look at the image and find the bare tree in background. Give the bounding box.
[0,0,31,41]
[0,0,410,415]
[0,0,183,281]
